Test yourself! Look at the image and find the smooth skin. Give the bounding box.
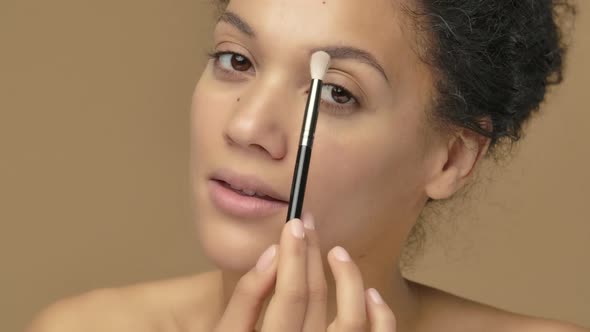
[26,0,589,331]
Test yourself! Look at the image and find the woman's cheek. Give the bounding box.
[191,79,238,146]
[311,130,381,190]
[305,159,386,254]
[306,135,377,227]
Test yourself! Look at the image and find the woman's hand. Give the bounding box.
[213,212,397,332]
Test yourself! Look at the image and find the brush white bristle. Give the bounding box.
[310,51,331,80]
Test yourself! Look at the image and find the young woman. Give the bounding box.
[28,0,587,331]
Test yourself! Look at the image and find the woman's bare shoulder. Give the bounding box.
[412,281,589,332]
[26,271,222,332]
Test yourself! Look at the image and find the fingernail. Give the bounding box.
[368,288,385,304]
[290,219,305,239]
[332,246,351,262]
[256,245,277,271]
[302,212,315,230]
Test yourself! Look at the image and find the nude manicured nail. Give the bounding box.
[332,246,351,262]
[368,288,385,304]
[290,219,305,239]
[302,213,315,230]
[256,245,277,271]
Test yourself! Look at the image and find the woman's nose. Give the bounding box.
[223,78,297,160]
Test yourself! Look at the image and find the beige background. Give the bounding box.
[1,1,588,331]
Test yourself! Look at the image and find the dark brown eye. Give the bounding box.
[230,54,252,71]
[331,85,352,104]
[319,84,359,114]
[214,52,253,73]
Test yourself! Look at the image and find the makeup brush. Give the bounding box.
[286,51,331,222]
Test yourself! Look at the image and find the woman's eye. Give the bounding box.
[216,52,253,72]
[320,84,358,112]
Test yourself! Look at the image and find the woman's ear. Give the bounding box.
[425,124,491,200]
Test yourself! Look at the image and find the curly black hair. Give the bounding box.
[407,0,575,152]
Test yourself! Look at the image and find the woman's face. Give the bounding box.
[191,0,442,271]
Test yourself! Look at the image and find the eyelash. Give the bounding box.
[206,50,361,114]
[207,50,254,78]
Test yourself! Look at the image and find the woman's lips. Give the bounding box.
[208,179,288,219]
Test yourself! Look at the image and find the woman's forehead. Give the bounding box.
[221,0,413,77]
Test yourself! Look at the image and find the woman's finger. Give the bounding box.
[214,244,279,332]
[366,288,397,332]
[301,212,328,332]
[327,246,367,332]
[261,219,308,332]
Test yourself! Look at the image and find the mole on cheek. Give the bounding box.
[237,97,241,102]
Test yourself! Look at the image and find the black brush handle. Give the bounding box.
[286,144,312,221]
[286,79,322,222]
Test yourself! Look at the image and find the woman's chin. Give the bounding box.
[196,215,277,273]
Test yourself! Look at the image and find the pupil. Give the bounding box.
[331,86,351,104]
[231,55,251,71]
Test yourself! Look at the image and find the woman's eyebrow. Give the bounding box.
[217,11,256,38]
[310,46,389,83]
[217,11,389,83]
